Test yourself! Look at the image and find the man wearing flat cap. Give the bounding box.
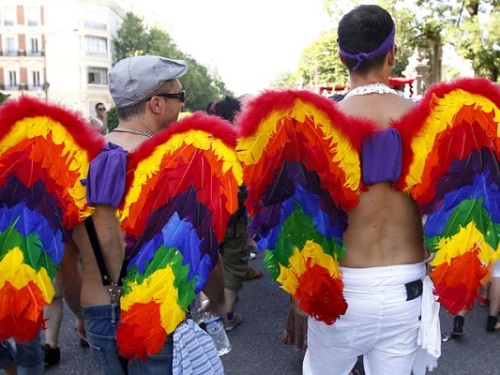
[60,55,226,374]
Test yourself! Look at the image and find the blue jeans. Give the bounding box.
[83,304,173,375]
[0,333,44,375]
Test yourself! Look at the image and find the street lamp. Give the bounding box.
[42,28,78,101]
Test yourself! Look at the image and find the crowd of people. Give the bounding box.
[1,4,499,375]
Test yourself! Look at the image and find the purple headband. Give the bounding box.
[338,23,395,71]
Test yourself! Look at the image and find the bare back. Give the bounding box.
[338,93,425,267]
[78,132,141,306]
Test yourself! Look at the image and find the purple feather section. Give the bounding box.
[125,186,217,263]
[0,175,71,242]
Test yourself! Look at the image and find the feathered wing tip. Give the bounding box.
[236,89,372,324]
[0,96,104,341]
[394,77,500,313]
[117,112,242,359]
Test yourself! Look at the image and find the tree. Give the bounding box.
[0,92,10,106]
[113,12,232,112]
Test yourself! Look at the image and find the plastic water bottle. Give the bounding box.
[201,312,232,356]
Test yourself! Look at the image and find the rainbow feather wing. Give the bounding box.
[237,90,374,324]
[395,78,500,314]
[116,112,242,360]
[0,96,103,341]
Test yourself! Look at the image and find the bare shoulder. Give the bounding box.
[338,94,416,127]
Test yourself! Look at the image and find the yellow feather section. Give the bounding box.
[406,90,500,187]
[1,117,90,212]
[0,248,55,302]
[429,221,496,267]
[237,99,361,190]
[120,266,186,334]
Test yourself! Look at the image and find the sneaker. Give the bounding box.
[451,315,464,337]
[225,312,242,331]
[43,344,60,366]
[80,338,90,348]
[249,252,257,260]
[243,268,263,281]
[486,315,498,332]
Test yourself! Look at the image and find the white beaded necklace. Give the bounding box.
[345,82,397,98]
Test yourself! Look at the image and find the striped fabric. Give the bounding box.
[172,319,224,375]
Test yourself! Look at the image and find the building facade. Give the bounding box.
[0,0,124,118]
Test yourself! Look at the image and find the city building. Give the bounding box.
[0,0,125,118]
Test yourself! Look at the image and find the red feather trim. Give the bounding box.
[236,89,377,153]
[0,96,104,159]
[129,111,238,167]
[394,77,500,190]
[293,264,347,325]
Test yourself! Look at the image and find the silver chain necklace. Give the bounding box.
[112,127,154,138]
[345,82,397,98]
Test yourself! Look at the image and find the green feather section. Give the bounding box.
[0,223,58,278]
[425,197,500,252]
[264,208,344,281]
[122,246,195,310]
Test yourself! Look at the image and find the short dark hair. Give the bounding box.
[212,96,241,124]
[95,102,104,110]
[337,5,394,74]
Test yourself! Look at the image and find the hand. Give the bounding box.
[197,299,228,326]
[75,316,86,340]
[291,297,309,318]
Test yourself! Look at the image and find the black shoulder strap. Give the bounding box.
[84,217,113,286]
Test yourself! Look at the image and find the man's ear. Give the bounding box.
[387,49,396,67]
[147,97,163,114]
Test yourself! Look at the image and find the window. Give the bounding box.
[29,38,39,54]
[3,7,15,26]
[87,67,108,85]
[27,7,39,26]
[84,36,107,54]
[5,37,16,55]
[7,71,17,88]
[32,71,41,87]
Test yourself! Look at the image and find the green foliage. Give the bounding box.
[269,71,301,89]
[106,107,118,132]
[0,92,10,106]
[113,12,232,112]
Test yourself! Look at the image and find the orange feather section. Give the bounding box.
[116,301,167,361]
[0,281,47,341]
[430,248,489,315]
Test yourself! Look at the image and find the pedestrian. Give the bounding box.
[89,102,108,135]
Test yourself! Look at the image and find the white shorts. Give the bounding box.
[492,260,500,278]
[303,262,426,375]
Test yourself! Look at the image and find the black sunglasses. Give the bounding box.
[156,90,186,103]
[97,107,106,111]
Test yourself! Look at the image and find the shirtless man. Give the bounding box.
[303,5,426,375]
[64,55,226,375]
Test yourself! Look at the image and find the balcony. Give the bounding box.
[87,84,108,92]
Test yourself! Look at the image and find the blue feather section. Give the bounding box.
[0,203,63,264]
[425,169,500,238]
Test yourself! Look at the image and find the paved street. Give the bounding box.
[4,251,500,374]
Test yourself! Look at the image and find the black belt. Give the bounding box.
[405,279,423,301]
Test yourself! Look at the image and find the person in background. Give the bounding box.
[208,96,262,331]
[90,102,108,135]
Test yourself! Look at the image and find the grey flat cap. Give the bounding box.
[109,55,188,108]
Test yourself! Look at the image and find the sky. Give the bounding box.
[122,1,332,96]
